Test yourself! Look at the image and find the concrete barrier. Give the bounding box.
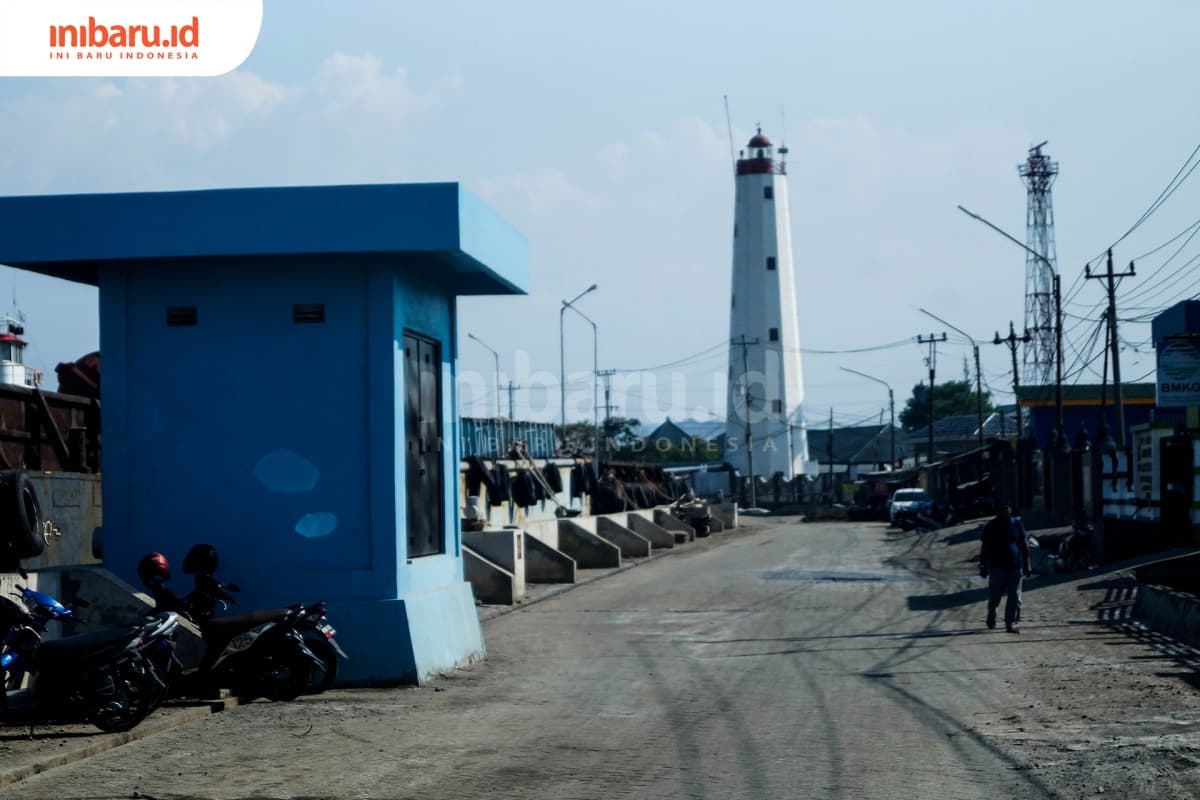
[710,501,738,530]
[626,514,678,548]
[654,509,696,541]
[463,530,525,590]
[596,517,652,558]
[463,547,518,605]
[557,520,621,568]
[523,534,575,584]
[1135,583,1200,645]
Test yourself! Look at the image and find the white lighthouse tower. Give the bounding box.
[726,126,809,483]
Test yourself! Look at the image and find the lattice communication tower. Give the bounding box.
[1018,142,1059,387]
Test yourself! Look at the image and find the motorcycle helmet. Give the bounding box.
[182,543,219,575]
[137,552,170,587]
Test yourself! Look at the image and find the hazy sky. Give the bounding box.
[1,1,1197,429]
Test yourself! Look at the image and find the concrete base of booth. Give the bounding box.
[328,582,485,685]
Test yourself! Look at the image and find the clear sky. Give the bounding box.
[1,1,1196,430]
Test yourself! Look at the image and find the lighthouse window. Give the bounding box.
[768,327,779,342]
[0,343,12,361]
[766,257,776,271]
[772,400,782,414]
[763,186,773,200]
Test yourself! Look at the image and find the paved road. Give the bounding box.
[12,519,1200,799]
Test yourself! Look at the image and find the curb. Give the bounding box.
[0,697,238,789]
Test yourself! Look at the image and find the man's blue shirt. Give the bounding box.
[981,515,1029,570]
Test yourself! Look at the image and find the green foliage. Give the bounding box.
[556,416,641,454]
[614,435,722,465]
[898,380,994,431]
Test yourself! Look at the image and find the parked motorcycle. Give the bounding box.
[913,500,958,532]
[0,584,181,733]
[1054,520,1095,573]
[139,545,343,700]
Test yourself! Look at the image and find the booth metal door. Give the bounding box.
[404,333,444,558]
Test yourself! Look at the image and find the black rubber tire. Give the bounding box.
[302,635,338,694]
[261,643,313,702]
[86,667,161,733]
[0,471,43,559]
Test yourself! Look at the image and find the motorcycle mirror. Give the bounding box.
[227,582,241,593]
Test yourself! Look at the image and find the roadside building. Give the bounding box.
[0,183,528,684]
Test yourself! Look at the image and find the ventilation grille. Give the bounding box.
[166,306,197,327]
[293,303,326,324]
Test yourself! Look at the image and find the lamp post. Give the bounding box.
[564,306,598,469]
[958,205,1066,452]
[839,367,895,468]
[918,308,985,451]
[560,283,598,430]
[560,284,599,464]
[467,332,501,419]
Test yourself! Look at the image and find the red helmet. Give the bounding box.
[137,552,170,586]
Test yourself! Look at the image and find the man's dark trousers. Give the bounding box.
[987,567,1022,628]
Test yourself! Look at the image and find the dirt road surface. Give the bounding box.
[10,518,1200,799]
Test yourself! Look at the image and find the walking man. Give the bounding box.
[979,504,1032,633]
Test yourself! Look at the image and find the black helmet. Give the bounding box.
[182,543,219,575]
[137,552,170,586]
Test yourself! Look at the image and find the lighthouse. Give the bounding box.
[726,127,809,484]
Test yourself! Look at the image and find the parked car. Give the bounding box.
[889,488,929,527]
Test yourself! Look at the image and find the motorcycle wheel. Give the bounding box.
[261,643,313,702]
[86,668,163,733]
[302,635,338,694]
[1066,550,1094,572]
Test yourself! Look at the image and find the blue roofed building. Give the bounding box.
[0,183,528,684]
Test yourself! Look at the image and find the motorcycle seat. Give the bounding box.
[34,625,141,666]
[205,608,291,633]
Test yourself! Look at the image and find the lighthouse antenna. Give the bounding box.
[723,95,736,177]
[778,105,789,163]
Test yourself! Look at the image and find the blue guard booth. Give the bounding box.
[0,184,528,683]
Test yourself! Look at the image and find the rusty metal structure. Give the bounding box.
[0,382,99,473]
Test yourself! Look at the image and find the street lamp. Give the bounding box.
[957,205,1066,452]
[560,284,598,464]
[560,284,597,430]
[564,304,599,469]
[839,367,896,468]
[918,308,985,451]
[466,332,501,419]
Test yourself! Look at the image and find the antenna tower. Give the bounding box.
[1018,141,1058,386]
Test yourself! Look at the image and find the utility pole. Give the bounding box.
[917,308,983,450]
[732,335,760,508]
[1086,249,1136,447]
[994,322,1032,439]
[917,333,947,463]
[827,408,834,502]
[597,369,617,463]
[507,382,519,420]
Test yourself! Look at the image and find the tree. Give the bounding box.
[898,380,994,432]
[556,416,642,455]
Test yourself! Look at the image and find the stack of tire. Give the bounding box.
[0,471,43,572]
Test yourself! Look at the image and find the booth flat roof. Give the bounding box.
[0,183,528,295]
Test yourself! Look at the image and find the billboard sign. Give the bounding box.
[1156,336,1200,406]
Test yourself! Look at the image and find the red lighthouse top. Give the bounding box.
[736,126,786,176]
